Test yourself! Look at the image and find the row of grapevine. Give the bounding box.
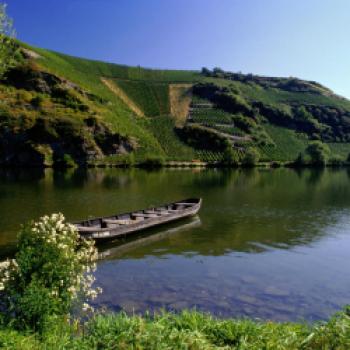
[114,79,170,117]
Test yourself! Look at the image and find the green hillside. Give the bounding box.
[1,41,350,167]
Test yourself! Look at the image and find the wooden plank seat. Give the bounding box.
[132,213,158,218]
[103,219,133,225]
[175,203,193,206]
[75,225,101,232]
[156,210,169,215]
[144,210,163,215]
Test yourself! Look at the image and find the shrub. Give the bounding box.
[16,90,32,103]
[53,153,77,168]
[30,95,44,108]
[222,146,239,166]
[305,141,330,166]
[328,155,344,167]
[178,124,228,151]
[271,161,282,168]
[242,147,260,167]
[138,155,165,168]
[0,213,101,332]
[294,152,306,166]
[114,154,135,167]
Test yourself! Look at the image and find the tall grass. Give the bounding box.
[1,309,350,349]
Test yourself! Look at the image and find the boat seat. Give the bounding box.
[175,205,185,210]
[175,202,192,206]
[156,210,169,215]
[132,213,158,218]
[75,225,101,232]
[103,219,132,225]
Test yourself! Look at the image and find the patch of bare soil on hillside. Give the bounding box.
[169,84,193,126]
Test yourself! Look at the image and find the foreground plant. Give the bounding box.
[0,213,101,332]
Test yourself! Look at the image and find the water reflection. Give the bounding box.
[98,217,201,260]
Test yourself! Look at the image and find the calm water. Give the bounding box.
[0,167,350,322]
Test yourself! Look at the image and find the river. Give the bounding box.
[0,167,349,321]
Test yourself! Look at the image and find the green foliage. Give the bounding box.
[0,214,100,332]
[222,146,239,166]
[138,154,165,168]
[305,141,331,166]
[0,3,18,78]
[30,95,44,108]
[242,147,260,166]
[104,153,135,167]
[53,153,77,168]
[1,309,350,349]
[179,124,229,151]
[328,155,344,167]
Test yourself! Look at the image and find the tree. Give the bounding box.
[201,67,211,76]
[0,3,17,78]
[305,141,330,166]
[222,146,239,166]
[242,147,260,167]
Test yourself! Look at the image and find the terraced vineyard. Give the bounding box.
[189,107,233,125]
[194,150,224,162]
[146,116,195,160]
[259,125,308,161]
[114,80,170,117]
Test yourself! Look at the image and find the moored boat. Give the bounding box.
[74,198,202,241]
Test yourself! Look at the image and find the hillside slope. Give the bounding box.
[1,41,350,166]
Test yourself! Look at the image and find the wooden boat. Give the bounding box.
[74,198,202,241]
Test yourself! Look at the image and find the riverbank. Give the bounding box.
[2,159,350,170]
[1,309,349,349]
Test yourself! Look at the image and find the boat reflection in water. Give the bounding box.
[98,216,201,260]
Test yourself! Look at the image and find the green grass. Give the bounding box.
[1,309,350,349]
[27,44,200,83]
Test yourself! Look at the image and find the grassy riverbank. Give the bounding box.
[1,309,350,349]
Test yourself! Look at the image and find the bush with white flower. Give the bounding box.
[0,213,101,332]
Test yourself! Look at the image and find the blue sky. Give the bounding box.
[7,0,350,98]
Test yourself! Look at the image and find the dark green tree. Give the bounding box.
[222,146,239,166]
[242,147,260,167]
[305,141,330,166]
